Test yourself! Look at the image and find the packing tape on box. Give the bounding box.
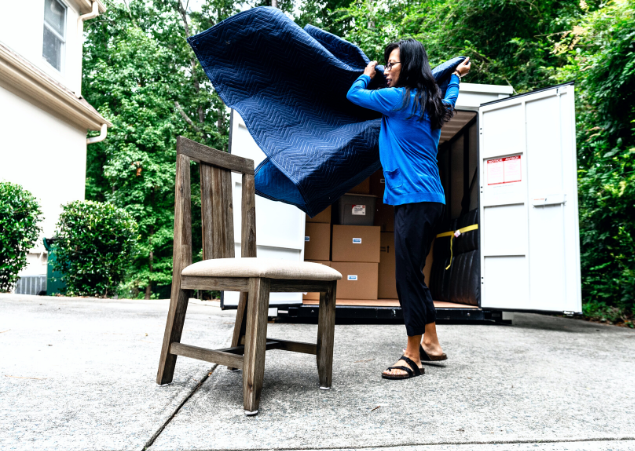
[436,224,479,270]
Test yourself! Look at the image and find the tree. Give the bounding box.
[554,0,635,321]
[295,0,357,35]
[83,0,233,298]
[335,0,590,92]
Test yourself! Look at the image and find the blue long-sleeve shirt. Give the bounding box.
[346,74,460,205]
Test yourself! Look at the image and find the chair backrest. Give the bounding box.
[172,136,257,277]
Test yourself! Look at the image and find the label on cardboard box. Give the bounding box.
[352,238,362,244]
[351,205,366,215]
[347,275,358,281]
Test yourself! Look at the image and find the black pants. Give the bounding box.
[394,202,444,336]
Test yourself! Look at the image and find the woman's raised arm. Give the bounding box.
[346,62,401,116]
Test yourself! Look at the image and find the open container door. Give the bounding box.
[479,83,582,313]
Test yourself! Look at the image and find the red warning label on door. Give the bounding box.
[487,155,522,185]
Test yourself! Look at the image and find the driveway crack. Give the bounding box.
[142,364,218,451]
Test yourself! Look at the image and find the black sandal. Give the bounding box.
[420,344,448,361]
[382,355,424,380]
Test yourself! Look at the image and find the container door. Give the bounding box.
[478,83,582,313]
[224,110,306,307]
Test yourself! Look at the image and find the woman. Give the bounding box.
[346,39,471,380]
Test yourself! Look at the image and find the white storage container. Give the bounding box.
[227,81,582,316]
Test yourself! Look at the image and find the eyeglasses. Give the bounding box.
[385,61,401,70]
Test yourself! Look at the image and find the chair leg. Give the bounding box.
[228,291,249,371]
[157,287,191,385]
[317,281,336,389]
[242,278,270,415]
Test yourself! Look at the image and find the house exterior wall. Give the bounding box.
[0,1,108,281]
[0,0,85,96]
[0,85,88,275]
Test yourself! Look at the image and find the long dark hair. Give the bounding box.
[384,39,453,129]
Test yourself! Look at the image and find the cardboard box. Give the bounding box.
[331,225,380,263]
[374,200,395,232]
[335,193,377,226]
[369,170,395,232]
[348,178,370,194]
[306,205,331,224]
[377,233,436,300]
[331,262,378,300]
[423,239,434,287]
[378,232,397,299]
[304,223,331,261]
[303,261,332,301]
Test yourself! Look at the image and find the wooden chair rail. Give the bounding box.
[180,276,334,294]
[169,338,319,370]
[177,136,254,175]
[214,340,312,355]
[170,342,244,369]
[181,276,249,291]
[263,339,317,355]
[269,280,333,293]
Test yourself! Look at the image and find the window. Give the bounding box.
[42,0,66,71]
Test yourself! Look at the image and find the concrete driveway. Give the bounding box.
[1,294,634,451]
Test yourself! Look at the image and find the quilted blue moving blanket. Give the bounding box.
[188,7,464,217]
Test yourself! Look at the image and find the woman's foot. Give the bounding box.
[420,342,448,361]
[382,351,424,378]
[421,341,445,358]
[421,323,446,360]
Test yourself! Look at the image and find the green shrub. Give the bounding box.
[0,182,43,292]
[582,301,634,328]
[53,200,139,297]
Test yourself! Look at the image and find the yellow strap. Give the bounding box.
[435,224,479,270]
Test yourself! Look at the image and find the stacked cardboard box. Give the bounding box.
[304,205,332,301]
[370,170,395,232]
[331,224,380,300]
[303,178,381,302]
[370,170,397,299]
[378,232,397,299]
[332,178,380,300]
[379,232,434,300]
[303,171,434,304]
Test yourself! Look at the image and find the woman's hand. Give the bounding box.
[364,61,377,79]
[455,57,471,78]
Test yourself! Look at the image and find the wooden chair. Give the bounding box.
[157,137,341,415]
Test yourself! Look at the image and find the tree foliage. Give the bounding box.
[83,0,234,298]
[554,0,635,318]
[335,0,591,92]
[52,201,138,298]
[0,182,43,292]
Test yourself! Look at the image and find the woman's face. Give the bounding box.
[385,47,401,88]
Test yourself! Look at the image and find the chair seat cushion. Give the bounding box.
[181,258,342,281]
